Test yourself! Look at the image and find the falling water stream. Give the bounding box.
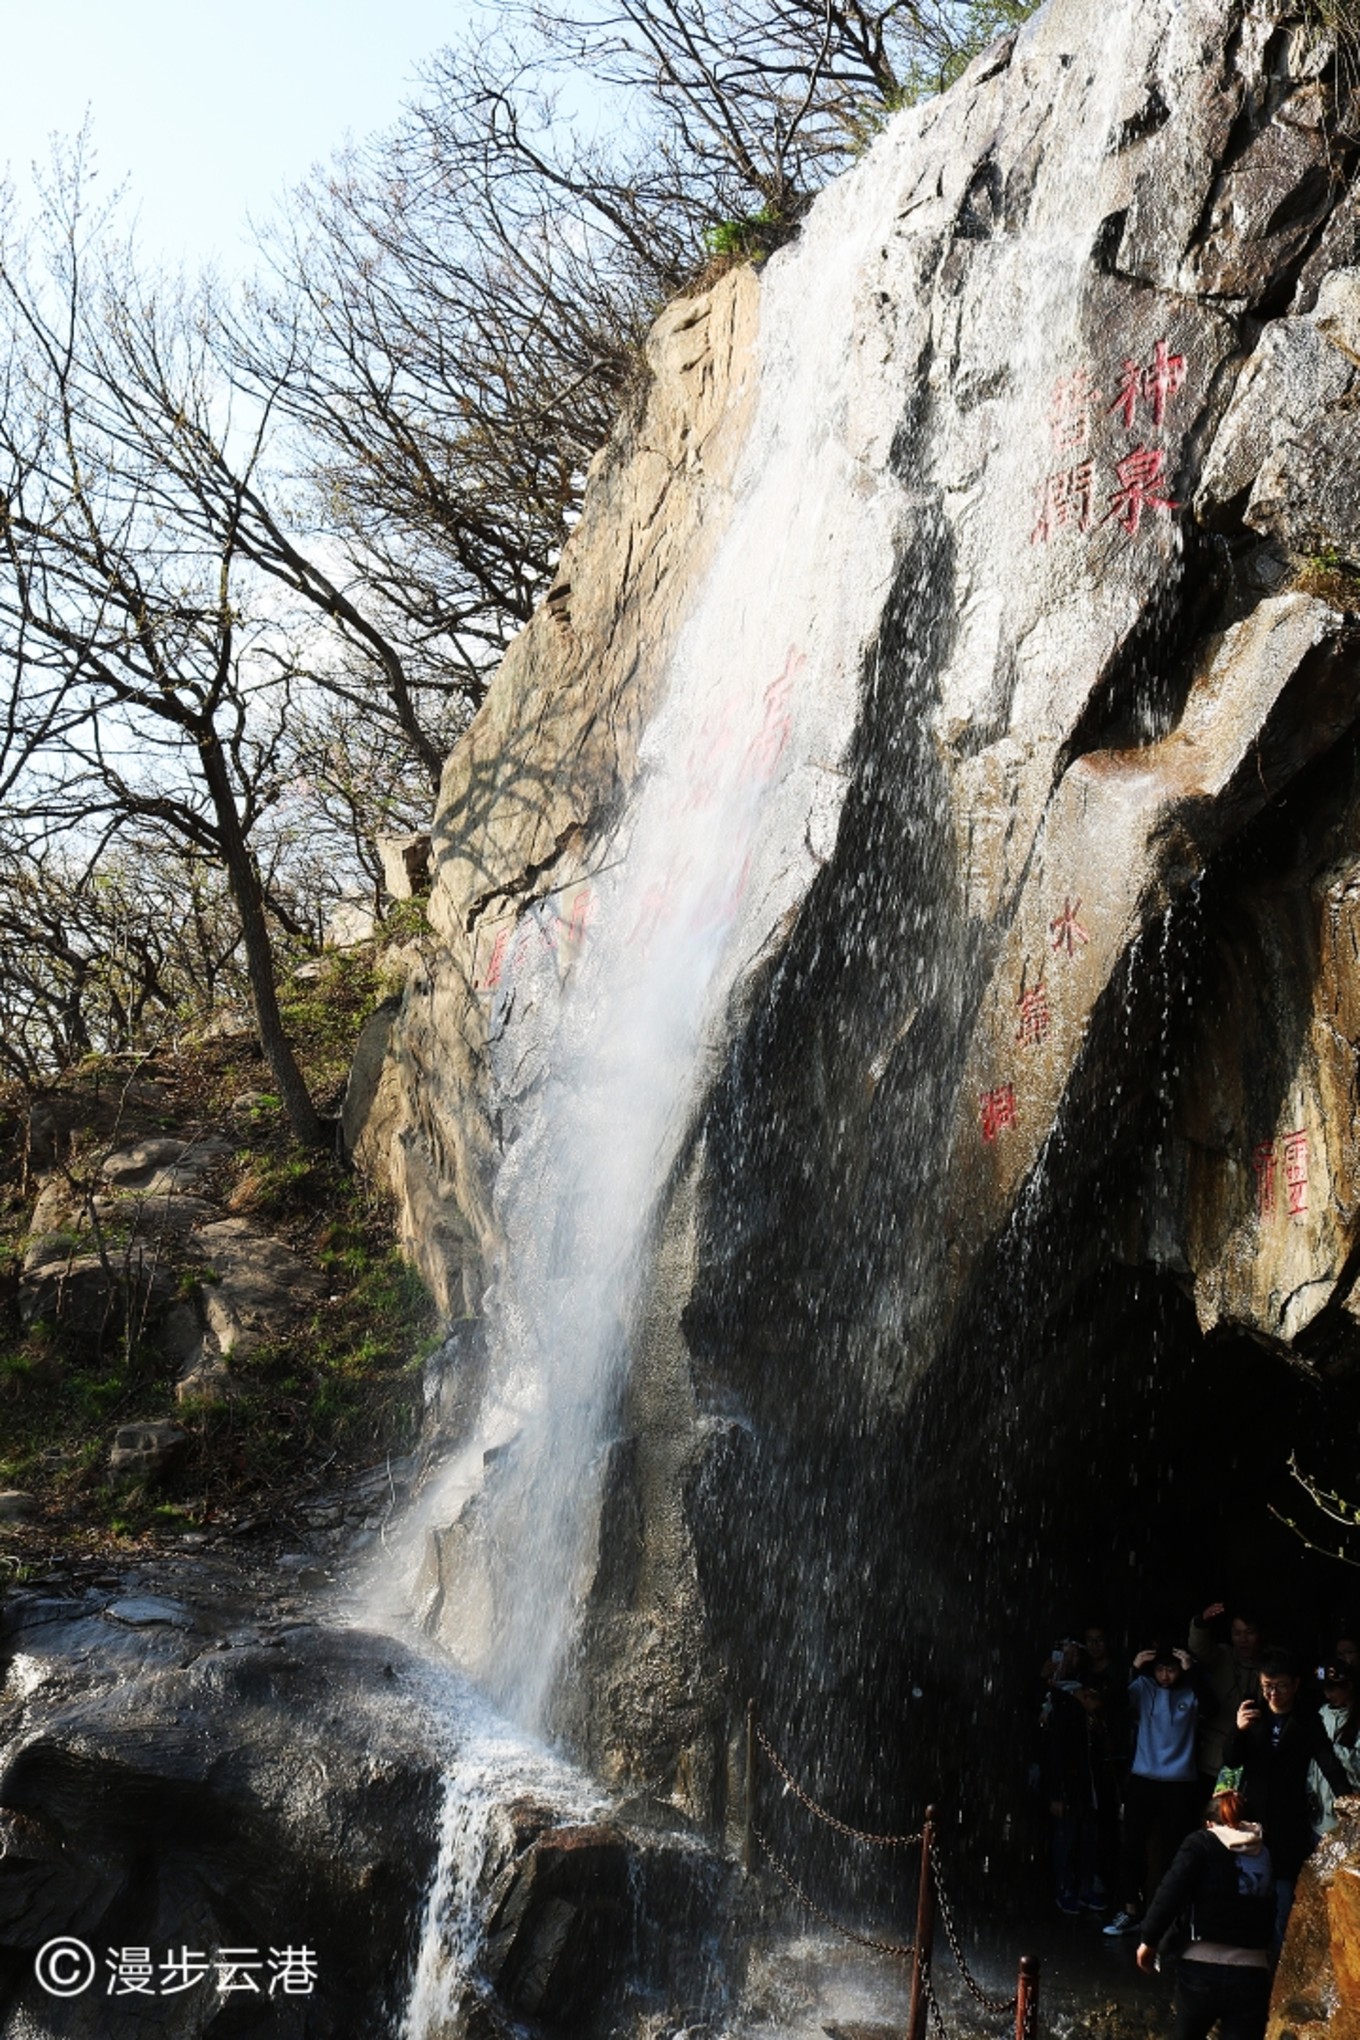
[384,4,1159,2029]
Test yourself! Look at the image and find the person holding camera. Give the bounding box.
[1223,1648,1350,1951]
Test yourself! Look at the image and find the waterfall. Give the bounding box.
[398,1682,600,2040]
[385,0,1163,2025]
[403,0,1143,1731]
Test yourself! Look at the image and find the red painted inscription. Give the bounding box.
[1015,983,1052,1049]
[1252,1140,1277,1220]
[1033,338,1189,548]
[1107,447,1180,538]
[980,1084,1017,1143]
[1252,1129,1310,1221]
[1049,897,1089,958]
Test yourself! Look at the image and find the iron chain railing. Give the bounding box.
[744,1701,1040,2040]
[752,1825,917,1959]
[931,1845,1019,2018]
[753,1716,924,1850]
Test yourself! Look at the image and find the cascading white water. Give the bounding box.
[387,0,1144,1721]
[398,1679,600,2040]
[384,3,1166,2028]
[377,97,926,1723]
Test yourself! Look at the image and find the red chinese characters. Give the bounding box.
[1015,983,1051,1048]
[476,886,596,991]
[1048,367,1103,454]
[1107,447,1180,538]
[980,1084,1017,1143]
[1251,1129,1309,1220]
[563,886,595,951]
[1032,463,1095,544]
[745,649,802,782]
[477,923,512,992]
[1049,897,1089,958]
[1109,340,1187,431]
[1252,1140,1277,1220]
[627,873,682,951]
[1032,339,1188,548]
[679,647,804,811]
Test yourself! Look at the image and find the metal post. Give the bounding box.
[906,1805,936,2040]
[743,1697,757,1875]
[1014,1953,1040,2040]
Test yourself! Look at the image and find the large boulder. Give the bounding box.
[1269,1798,1360,2039]
[189,1218,322,1363]
[107,1420,190,1484]
[0,1612,442,2039]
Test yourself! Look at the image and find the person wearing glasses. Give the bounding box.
[1223,1649,1350,1951]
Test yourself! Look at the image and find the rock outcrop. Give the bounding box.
[0,1585,442,2037]
[1270,1797,1360,2039]
[349,0,1360,1843]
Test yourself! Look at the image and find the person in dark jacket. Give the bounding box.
[1134,1785,1273,2040]
[1223,1647,1350,1951]
[1042,1671,1121,1913]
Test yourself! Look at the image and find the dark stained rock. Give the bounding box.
[0,1622,443,2039]
[107,1420,190,1483]
[473,1814,731,2036]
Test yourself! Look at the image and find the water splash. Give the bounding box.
[398,1680,600,2039]
[384,0,1184,2021]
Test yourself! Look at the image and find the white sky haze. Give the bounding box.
[2,0,482,269]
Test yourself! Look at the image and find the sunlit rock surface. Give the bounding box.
[354,0,1360,1837]
[1269,1797,1360,2040]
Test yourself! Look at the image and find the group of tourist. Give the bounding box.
[1036,1605,1360,2039]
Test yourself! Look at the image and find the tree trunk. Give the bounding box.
[199,738,328,1148]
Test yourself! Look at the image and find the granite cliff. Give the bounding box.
[345,0,1360,1830]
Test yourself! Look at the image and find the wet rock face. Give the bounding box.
[357,0,1360,1814]
[0,1598,442,2038]
[472,1815,729,2037]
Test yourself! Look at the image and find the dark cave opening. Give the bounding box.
[887,1256,1360,1936]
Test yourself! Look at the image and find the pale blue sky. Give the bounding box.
[2,0,483,269]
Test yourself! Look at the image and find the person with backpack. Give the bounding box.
[1134,1783,1274,2040]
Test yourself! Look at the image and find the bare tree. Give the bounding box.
[0,143,430,1140]
[0,836,247,1082]
[0,7,1038,1115]
[242,1,1038,712]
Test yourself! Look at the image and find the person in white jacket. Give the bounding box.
[1309,1662,1360,1835]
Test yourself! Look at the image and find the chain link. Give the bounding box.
[749,1714,1031,2035]
[751,1826,917,1960]
[931,1847,1018,2018]
[922,1958,952,2040]
[754,1719,923,1850]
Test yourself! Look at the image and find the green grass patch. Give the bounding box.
[1293,548,1360,611]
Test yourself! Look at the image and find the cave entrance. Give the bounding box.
[984,1267,1357,1669]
